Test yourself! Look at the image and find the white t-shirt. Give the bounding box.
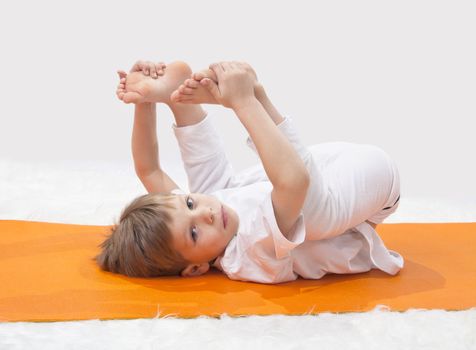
[209,175,402,284]
[173,114,404,284]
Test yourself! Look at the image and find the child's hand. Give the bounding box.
[129,60,166,79]
[201,61,256,110]
[116,60,166,90]
[116,71,128,102]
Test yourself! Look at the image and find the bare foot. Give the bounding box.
[170,69,219,104]
[118,61,193,104]
[171,63,264,104]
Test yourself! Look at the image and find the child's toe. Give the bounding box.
[179,86,194,95]
[192,72,206,81]
[170,90,180,102]
[185,79,199,88]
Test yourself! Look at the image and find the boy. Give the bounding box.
[95,60,403,284]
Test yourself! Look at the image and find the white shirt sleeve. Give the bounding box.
[217,191,306,284]
[246,116,312,163]
[173,114,236,194]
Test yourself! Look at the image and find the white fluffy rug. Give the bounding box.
[1,159,475,350]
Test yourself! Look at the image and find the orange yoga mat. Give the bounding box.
[0,220,475,322]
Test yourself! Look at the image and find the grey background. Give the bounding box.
[0,0,474,200]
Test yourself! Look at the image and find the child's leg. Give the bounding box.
[304,143,399,240]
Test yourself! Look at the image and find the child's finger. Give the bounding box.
[209,63,225,78]
[154,63,161,77]
[148,62,157,78]
[130,60,145,73]
[233,61,243,70]
[155,62,165,75]
[222,61,234,71]
[200,78,221,101]
[117,70,127,79]
[221,62,231,71]
[157,62,166,71]
[238,61,249,70]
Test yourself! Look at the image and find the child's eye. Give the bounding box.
[191,227,198,242]
[186,196,194,209]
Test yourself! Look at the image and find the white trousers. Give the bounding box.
[302,142,401,241]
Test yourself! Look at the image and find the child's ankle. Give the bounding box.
[168,103,207,126]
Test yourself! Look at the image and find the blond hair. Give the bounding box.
[94,193,189,277]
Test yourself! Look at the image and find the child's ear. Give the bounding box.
[181,263,210,277]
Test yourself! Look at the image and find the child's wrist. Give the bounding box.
[254,83,266,101]
[232,97,261,114]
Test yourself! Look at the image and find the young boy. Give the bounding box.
[95,60,403,284]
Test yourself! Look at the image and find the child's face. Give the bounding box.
[168,193,239,265]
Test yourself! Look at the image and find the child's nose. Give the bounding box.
[203,208,214,224]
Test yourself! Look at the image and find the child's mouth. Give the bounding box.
[221,205,227,229]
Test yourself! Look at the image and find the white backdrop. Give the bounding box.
[0,0,474,200]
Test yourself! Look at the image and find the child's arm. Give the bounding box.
[131,102,180,194]
[254,85,285,126]
[203,62,310,237]
[116,64,180,194]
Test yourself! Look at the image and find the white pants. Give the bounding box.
[302,142,400,241]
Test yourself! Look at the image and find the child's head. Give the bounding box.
[95,192,238,278]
